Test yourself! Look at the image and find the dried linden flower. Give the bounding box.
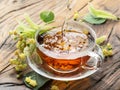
[73,11,79,21]
[29,80,37,87]
[25,76,31,83]
[14,50,20,55]
[83,29,89,35]
[107,43,112,50]
[25,76,37,87]
[9,30,17,35]
[9,31,14,35]
[101,43,113,57]
[19,53,26,60]
[51,85,59,90]
[10,59,19,65]
[26,38,35,44]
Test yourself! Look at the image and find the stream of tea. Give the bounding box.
[61,0,73,40]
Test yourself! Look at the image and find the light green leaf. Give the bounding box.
[16,20,35,32]
[39,25,55,35]
[89,4,118,20]
[24,14,40,30]
[39,29,49,35]
[24,71,50,90]
[83,13,106,24]
[40,11,55,23]
[14,20,36,39]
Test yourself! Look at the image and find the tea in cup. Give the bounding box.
[35,21,103,73]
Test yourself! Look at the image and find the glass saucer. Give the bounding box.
[27,45,103,81]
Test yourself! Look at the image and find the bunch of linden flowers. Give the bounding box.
[96,36,113,57]
[9,12,55,72]
[9,11,57,90]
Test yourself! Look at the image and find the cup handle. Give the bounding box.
[82,45,104,70]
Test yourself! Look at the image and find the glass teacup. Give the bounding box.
[27,21,103,80]
[36,21,103,73]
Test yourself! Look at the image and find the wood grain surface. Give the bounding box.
[0,0,120,90]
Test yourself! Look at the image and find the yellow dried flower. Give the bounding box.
[83,29,89,35]
[27,38,35,44]
[10,59,19,65]
[19,53,26,60]
[73,11,79,20]
[9,31,14,35]
[107,43,112,50]
[25,76,31,83]
[51,85,59,90]
[14,50,20,55]
[25,76,37,87]
[9,30,17,35]
[29,80,37,87]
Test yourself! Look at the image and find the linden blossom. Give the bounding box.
[9,12,55,72]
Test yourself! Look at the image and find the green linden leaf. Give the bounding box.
[39,25,55,35]
[24,71,50,90]
[83,13,106,24]
[89,4,118,20]
[24,14,40,30]
[40,11,55,23]
[39,30,49,35]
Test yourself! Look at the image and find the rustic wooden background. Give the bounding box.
[0,0,120,90]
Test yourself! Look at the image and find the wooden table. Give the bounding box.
[0,0,120,90]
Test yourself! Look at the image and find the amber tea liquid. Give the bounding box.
[37,29,94,73]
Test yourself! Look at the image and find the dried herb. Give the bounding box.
[24,71,50,90]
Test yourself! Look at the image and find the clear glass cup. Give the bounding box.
[27,20,104,81]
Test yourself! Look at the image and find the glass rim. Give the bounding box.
[35,21,97,59]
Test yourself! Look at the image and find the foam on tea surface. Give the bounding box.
[37,29,94,73]
[38,30,94,54]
